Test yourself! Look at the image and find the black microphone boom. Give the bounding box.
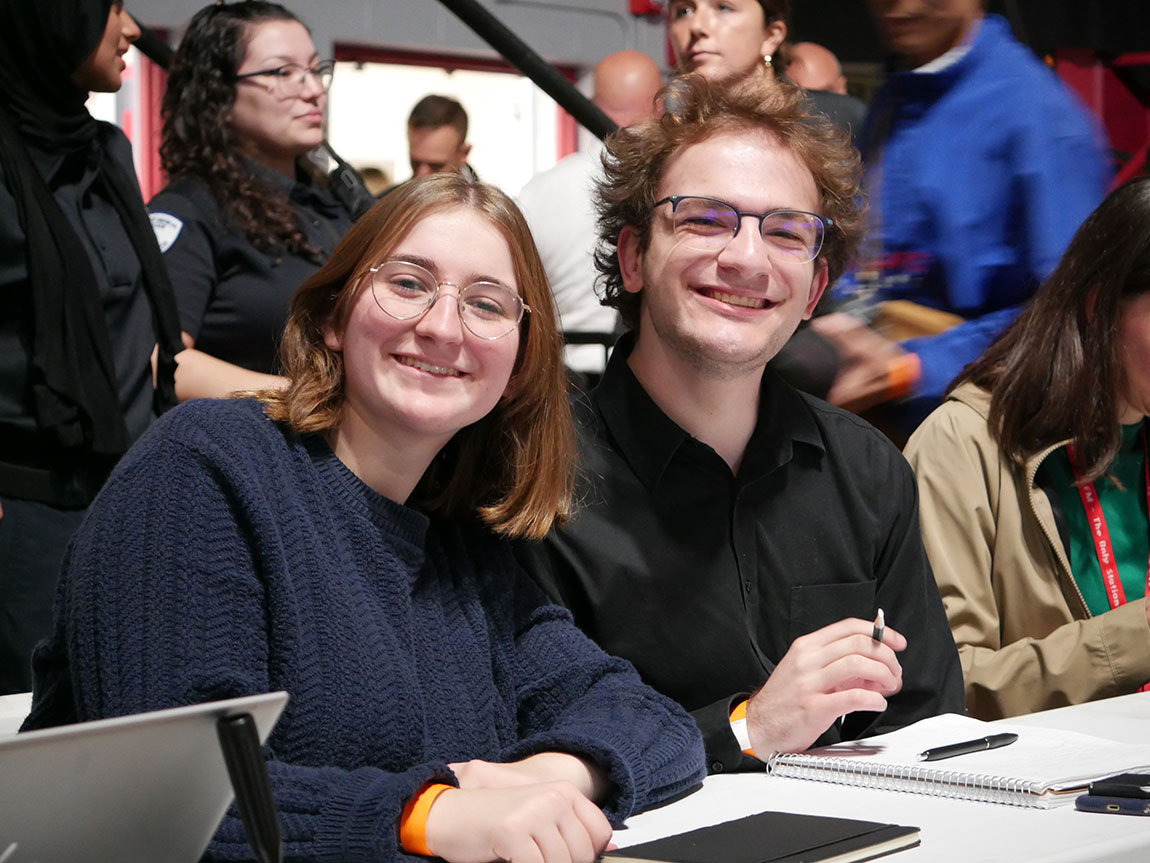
[434,0,619,141]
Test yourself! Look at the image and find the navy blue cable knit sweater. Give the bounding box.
[24,398,705,862]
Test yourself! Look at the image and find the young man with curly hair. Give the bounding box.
[520,76,963,773]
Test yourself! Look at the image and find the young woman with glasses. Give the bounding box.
[905,177,1150,721]
[0,0,181,694]
[23,173,706,863]
[147,1,356,402]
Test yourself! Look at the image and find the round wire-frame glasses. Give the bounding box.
[234,60,335,98]
[654,195,833,263]
[368,260,530,340]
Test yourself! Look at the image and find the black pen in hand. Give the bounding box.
[917,732,1018,762]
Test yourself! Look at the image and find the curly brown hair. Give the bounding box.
[594,74,863,330]
[252,174,575,540]
[159,1,323,258]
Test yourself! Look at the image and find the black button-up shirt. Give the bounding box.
[519,334,963,771]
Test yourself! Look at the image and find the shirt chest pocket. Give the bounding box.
[788,582,876,643]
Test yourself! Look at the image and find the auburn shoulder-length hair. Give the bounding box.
[255,174,574,539]
[595,74,862,330]
[952,177,1150,483]
[160,1,323,257]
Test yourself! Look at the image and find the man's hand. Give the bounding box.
[810,313,911,413]
[449,753,609,802]
[425,782,613,863]
[745,618,905,755]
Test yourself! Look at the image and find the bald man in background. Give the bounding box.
[517,50,662,382]
[785,42,866,149]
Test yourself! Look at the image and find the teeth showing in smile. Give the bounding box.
[398,356,463,377]
[704,289,770,309]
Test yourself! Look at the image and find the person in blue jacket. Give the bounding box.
[815,0,1109,432]
[23,174,705,863]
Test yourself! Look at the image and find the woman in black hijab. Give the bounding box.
[0,0,182,694]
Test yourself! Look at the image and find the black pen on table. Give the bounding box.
[917,733,1019,762]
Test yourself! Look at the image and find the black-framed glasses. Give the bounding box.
[368,260,530,341]
[653,195,833,263]
[235,60,335,98]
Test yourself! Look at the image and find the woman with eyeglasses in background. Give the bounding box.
[24,173,706,863]
[0,0,181,695]
[148,1,356,401]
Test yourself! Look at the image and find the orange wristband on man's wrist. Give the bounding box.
[729,699,756,758]
[398,783,453,857]
[886,353,922,400]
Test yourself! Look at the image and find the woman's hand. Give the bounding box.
[425,782,613,863]
[449,753,610,802]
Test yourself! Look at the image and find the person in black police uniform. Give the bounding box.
[518,76,963,772]
[0,0,182,694]
[148,1,355,400]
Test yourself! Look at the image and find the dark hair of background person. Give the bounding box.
[159,1,324,258]
[593,73,862,331]
[255,173,575,539]
[408,94,469,140]
[951,176,1150,484]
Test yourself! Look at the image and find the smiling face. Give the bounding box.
[324,206,522,461]
[667,0,786,83]
[71,2,140,93]
[230,19,326,175]
[620,127,827,381]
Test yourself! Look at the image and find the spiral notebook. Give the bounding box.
[765,713,1150,809]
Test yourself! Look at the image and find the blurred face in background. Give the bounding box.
[667,0,786,83]
[866,0,984,68]
[230,18,327,175]
[72,2,140,92]
[408,125,470,178]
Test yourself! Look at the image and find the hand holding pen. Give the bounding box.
[743,616,905,756]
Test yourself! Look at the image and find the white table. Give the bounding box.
[613,693,1150,863]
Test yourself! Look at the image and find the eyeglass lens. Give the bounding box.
[666,197,824,262]
[271,62,334,97]
[370,262,524,339]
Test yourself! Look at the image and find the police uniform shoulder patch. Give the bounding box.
[149,212,183,253]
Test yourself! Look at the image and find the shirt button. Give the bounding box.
[744,581,752,593]
[711,761,724,773]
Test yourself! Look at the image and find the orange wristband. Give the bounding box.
[886,352,922,400]
[729,699,756,758]
[398,783,453,857]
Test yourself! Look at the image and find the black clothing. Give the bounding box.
[519,335,964,773]
[803,89,867,150]
[0,0,181,693]
[148,168,355,374]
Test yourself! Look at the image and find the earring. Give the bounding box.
[763,54,772,68]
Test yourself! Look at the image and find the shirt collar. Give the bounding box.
[591,332,826,489]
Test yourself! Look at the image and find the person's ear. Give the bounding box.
[458,142,472,164]
[802,259,830,319]
[323,314,344,352]
[618,225,645,295]
[760,19,787,60]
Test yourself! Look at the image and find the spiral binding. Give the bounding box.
[764,752,1048,808]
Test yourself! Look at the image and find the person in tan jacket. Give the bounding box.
[905,177,1150,720]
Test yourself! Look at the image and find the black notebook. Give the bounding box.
[603,810,919,863]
